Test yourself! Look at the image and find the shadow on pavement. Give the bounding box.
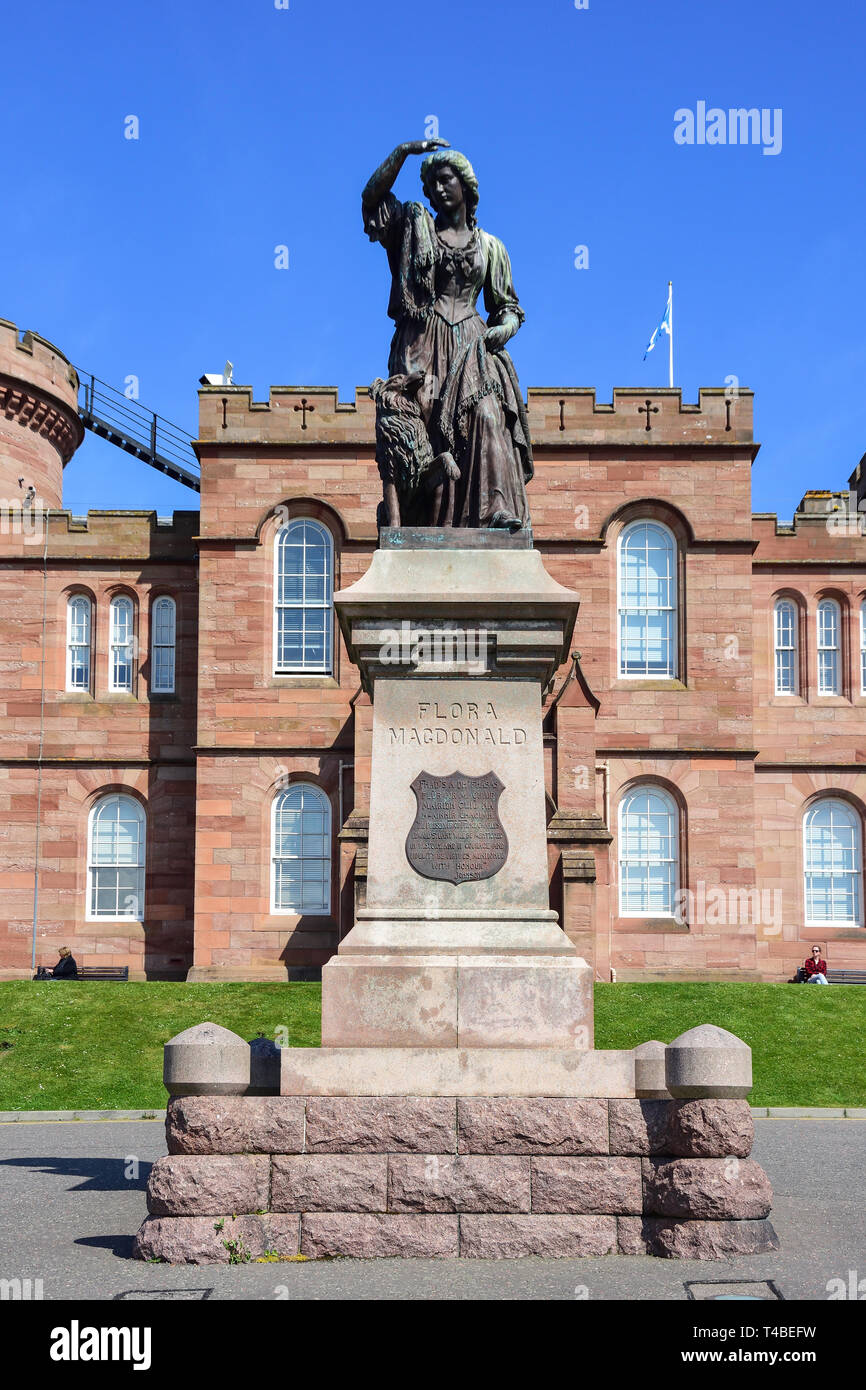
[0,1155,152,1191]
[77,1234,138,1259]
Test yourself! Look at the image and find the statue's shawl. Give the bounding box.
[362,192,525,330]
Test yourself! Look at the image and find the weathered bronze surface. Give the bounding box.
[363,139,533,533]
[405,770,508,884]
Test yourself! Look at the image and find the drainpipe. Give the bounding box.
[595,760,613,982]
[31,508,51,973]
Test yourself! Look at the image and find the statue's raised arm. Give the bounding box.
[362,139,450,225]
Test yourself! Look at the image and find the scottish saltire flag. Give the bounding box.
[644,283,672,358]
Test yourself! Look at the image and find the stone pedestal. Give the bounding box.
[323,531,590,1052]
[133,535,778,1264]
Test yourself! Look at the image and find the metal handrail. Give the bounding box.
[77,371,201,492]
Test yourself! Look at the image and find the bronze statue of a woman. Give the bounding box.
[363,139,533,531]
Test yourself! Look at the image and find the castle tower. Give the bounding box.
[0,317,83,511]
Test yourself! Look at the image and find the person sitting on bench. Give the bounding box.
[793,945,828,984]
[44,947,78,980]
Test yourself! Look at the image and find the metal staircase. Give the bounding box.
[77,371,200,492]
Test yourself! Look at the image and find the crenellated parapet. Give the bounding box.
[196,384,754,450]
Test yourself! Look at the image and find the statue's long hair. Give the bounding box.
[420,149,480,229]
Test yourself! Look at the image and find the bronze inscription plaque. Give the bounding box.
[405,770,508,885]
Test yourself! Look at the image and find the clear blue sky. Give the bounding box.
[4,0,863,520]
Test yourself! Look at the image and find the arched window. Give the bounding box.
[619,785,679,916]
[66,594,92,692]
[774,599,798,694]
[860,601,866,695]
[803,798,863,927]
[109,595,135,692]
[817,598,841,695]
[151,596,176,693]
[274,519,333,674]
[617,521,677,678]
[87,794,146,921]
[271,783,331,914]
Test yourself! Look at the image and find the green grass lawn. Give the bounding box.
[0,979,862,1110]
[594,982,866,1108]
[0,982,321,1111]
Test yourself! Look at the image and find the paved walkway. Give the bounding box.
[0,1118,863,1300]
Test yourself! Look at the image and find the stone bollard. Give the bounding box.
[633,1040,671,1099]
[163,1022,250,1097]
[248,1034,282,1095]
[665,1024,752,1099]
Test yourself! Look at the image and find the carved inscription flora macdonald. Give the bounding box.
[388,699,527,748]
[405,770,508,885]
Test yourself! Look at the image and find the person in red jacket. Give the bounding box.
[794,945,828,984]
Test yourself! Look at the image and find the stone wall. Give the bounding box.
[133,1094,777,1262]
[2,349,864,981]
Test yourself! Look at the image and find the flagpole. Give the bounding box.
[668,280,673,388]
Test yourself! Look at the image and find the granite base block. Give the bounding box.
[305,1096,456,1153]
[617,1217,780,1260]
[460,1214,617,1258]
[301,1213,459,1259]
[146,1155,270,1218]
[133,1214,300,1264]
[531,1157,642,1215]
[608,1098,754,1157]
[457,1098,609,1154]
[388,1155,531,1213]
[166,1096,305,1155]
[271,1155,388,1213]
[135,1095,776,1262]
[642,1157,772,1221]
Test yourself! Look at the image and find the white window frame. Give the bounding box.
[618,785,680,918]
[774,598,799,695]
[860,601,866,696]
[617,520,678,679]
[66,594,92,692]
[151,596,176,694]
[803,798,863,928]
[86,793,146,922]
[273,519,334,676]
[108,595,136,693]
[817,598,841,696]
[271,783,332,916]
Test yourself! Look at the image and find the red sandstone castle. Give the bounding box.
[2,316,865,983]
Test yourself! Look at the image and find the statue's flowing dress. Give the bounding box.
[363,191,533,527]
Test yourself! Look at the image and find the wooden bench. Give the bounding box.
[827,969,866,986]
[35,965,129,981]
[72,966,129,982]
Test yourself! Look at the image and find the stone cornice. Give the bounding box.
[547,812,612,845]
[0,372,84,464]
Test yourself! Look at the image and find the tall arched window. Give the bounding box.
[617,520,677,678]
[109,595,135,692]
[803,798,862,927]
[817,598,841,695]
[774,598,798,694]
[66,594,92,692]
[274,519,333,674]
[87,794,146,920]
[151,596,176,693]
[619,785,679,916]
[271,783,331,914]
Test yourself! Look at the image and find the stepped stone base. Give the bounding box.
[133,1094,778,1262]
